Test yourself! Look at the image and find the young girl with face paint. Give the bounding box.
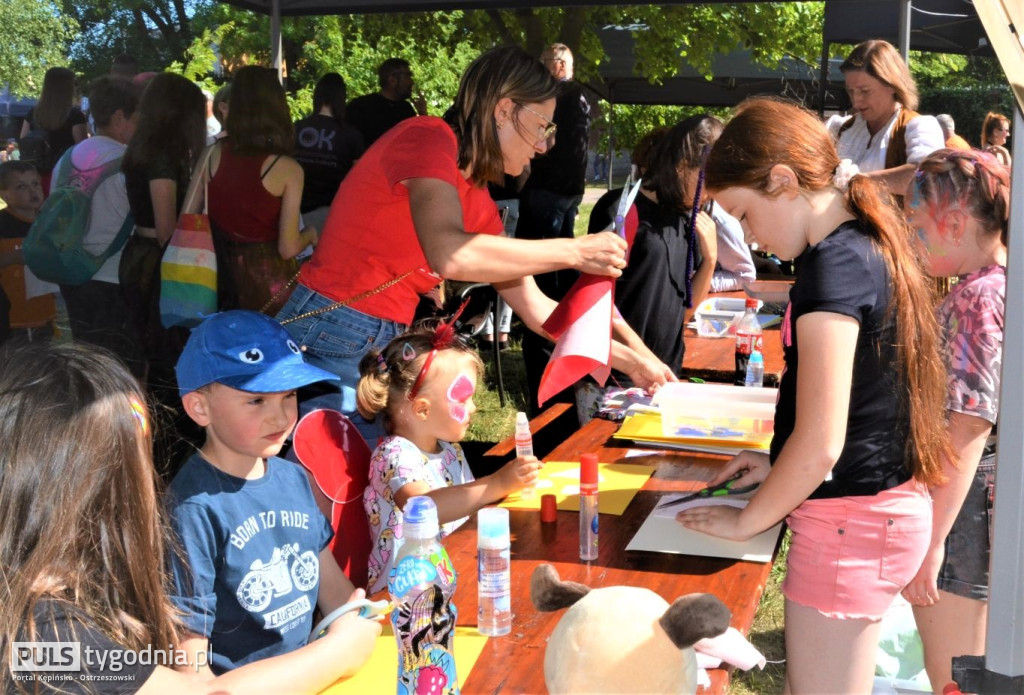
[900,149,1009,692]
[675,98,951,694]
[357,321,540,592]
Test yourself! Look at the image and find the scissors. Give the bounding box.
[656,475,759,510]
[613,169,644,240]
[313,598,392,639]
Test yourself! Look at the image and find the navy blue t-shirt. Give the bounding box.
[770,220,911,499]
[167,453,333,673]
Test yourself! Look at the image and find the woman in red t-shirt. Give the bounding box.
[278,46,673,442]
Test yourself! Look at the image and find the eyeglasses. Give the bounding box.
[515,103,557,141]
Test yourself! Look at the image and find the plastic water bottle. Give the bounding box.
[514,411,535,499]
[477,507,512,636]
[734,298,763,385]
[579,453,599,561]
[388,496,459,695]
[744,350,764,388]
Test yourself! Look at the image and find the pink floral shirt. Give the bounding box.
[363,435,473,593]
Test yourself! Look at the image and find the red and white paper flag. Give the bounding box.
[536,201,640,407]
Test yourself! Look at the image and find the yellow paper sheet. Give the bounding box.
[615,411,772,450]
[499,460,655,515]
[322,624,488,694]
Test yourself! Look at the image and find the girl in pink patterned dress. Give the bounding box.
[900,149,1009,692]
[356,322,540,592]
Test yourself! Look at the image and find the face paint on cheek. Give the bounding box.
[446,373,475,425]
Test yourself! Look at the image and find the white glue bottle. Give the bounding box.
[514,411,535,499]
[477,507,512,636]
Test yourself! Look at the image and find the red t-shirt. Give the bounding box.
[299,117,502,325]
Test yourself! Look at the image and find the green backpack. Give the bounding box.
[23,150,134,286]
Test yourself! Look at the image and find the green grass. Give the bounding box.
[466,336,788,695]
[465,335,530,443]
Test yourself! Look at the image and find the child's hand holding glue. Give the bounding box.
[497,454,541,499]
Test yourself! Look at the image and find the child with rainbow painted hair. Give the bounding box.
[900,149,1009,692]
[358,311,540,592]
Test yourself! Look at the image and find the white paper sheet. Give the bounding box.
[625,496,783,563]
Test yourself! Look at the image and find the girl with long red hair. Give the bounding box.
[677,97,950,693]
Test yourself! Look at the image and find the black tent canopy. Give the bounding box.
[220,0,986,109]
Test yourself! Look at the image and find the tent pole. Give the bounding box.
[271,0,283,84]
[982,103,1024,678]
[817,40,829,117]
[607,99,614,191]
[897,0,911,63]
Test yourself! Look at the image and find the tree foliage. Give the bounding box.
[0,0,77,97]
[185,2,827,151]
[61,0,193,80]
[63,0,994,157]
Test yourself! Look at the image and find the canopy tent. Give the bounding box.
[589,24,846,109]
[223,0,831,15]
[824,0,992,57]
[220,0,987,110]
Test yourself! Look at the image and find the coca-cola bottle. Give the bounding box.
[734,299,763,385]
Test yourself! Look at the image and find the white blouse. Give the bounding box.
[836,107,945,174]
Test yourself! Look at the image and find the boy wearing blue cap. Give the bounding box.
[168,310,378,677]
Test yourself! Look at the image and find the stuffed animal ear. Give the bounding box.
[530,563,591,612]
[658,593,731,649]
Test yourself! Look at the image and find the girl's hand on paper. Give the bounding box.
[708,450,771,489]
[676,503,754,541]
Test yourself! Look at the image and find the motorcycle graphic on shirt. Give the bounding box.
[236,543,319,613]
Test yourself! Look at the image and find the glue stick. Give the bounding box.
[579,453,599,561]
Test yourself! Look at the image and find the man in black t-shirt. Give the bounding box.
[345,58,426,147]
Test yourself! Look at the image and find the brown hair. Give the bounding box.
[705,97,949,485]
[840,39,918,111]
[226,65,294,156]
[914,148,1011,247]
[356,322,483,434]
[631,126,669,175]
[644,114,722,212]
[447,46,558,186]
[980,112,1009,148]
[377,58,410,90]
[0,160,38,189]
[32,67,76,131]
[0,343,180,693]
[123,72,207,188]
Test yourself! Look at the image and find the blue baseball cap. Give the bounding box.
[175,311,338,397]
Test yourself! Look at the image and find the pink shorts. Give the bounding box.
[782,479,931,620]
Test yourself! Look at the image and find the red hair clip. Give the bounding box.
[408,298,471,399]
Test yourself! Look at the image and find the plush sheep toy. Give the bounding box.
[530,564,731,695]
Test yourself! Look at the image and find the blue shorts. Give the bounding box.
[276,283,405,446]
[936,452,996,601]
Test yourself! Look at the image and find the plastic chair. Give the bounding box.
[287,409,373,590]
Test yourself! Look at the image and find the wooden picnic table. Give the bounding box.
[443,411,781,694]
[682,291,785,386]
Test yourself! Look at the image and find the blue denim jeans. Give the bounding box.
[276,284,405,445]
